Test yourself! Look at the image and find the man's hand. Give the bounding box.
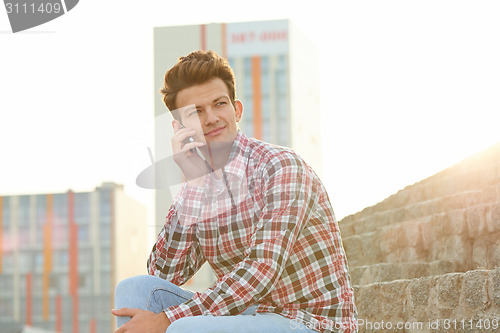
[112,308,170,333]
[171,120,208,184]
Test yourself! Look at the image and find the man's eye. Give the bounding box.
[216,102,227,106]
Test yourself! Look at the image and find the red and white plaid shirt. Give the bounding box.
[148,131,357,332]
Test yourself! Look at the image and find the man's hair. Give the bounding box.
[160,50,236,111]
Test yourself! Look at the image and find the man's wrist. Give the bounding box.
[158,311,171,329]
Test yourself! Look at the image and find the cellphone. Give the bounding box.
[170,105,197,153]
[179,123,195,145]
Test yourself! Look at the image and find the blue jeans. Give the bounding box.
[114,275,318,333]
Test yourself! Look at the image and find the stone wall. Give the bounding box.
[339,143,500,332]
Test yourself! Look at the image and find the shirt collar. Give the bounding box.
[223,130,250,180]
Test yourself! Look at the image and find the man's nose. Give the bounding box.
[204,108,219,124]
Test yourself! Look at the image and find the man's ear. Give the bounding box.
[234,100,243,122]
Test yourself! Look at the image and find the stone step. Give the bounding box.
[340,185,500,238]
[350,260,461,286]
[339,146,500,232]
[354,267,500,333]
[342,203,500,269]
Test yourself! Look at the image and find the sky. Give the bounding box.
[1,0,499,222]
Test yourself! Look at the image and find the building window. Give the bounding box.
[54,250,69,270]
[74,192,90,224]
[78,224,89,244]
[33,252,43,273]
[100,223,110,244]
[53,194,68,225]
[18,196,30,227]
[53,224,68,248]
[36,195,46,226]
[100,247,110,268]
[99,190,111,216]
[78,249,92,269]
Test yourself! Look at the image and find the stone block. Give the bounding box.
[464,190,484,207]
[349,266,367,286]
[373,211,391,230]
[436,273,463,309]
[432,213,453,238]
[402,220,422,248]
[389,207,408,225]
[353,218,372,236]
[374,263,403,283]
[355,284,381,319]
[405,262,429,279]
[480,185,497,204]
[343,235,363,266]
[418,217,435,252]
[339,221,355,238]
[407,277,439,322]
[466,205,488,239]
[379,224,405,258]
[440,194,459,212]
[431,235,470,265]
[491,267,500,306]
[486,203,500,232]
[404,246,425,263]
[488,239,500,268]
[471,239,488,269]
[408,277,432,307]
[360,232,379,264]
[429,260,458,276]
[447,209,467,235]
[380,280,409,320]
[462,270,489,311]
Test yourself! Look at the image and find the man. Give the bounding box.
[113,50,357,333]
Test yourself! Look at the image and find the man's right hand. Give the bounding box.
[171,120,208,184]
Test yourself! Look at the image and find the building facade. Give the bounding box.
[0,183,148,333]
[151,19,320,291]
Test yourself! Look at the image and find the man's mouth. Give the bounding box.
[205,126,226,137]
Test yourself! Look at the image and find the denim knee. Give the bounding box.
[114,275,156,307]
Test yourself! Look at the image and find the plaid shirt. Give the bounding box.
[147,131,357,333]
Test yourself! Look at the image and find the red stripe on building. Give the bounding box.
[55,295,62,332]
[43,194,53,320]
[68,191,79,333]
[251,56,262,140]
[201,24,207,50]
[68,191,78,296]
[26,272,32,326]
[90,318,97,333]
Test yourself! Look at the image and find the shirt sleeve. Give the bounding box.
[163,152,320,322]
[147,181,209,286]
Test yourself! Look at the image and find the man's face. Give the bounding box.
[175,78,243,146]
